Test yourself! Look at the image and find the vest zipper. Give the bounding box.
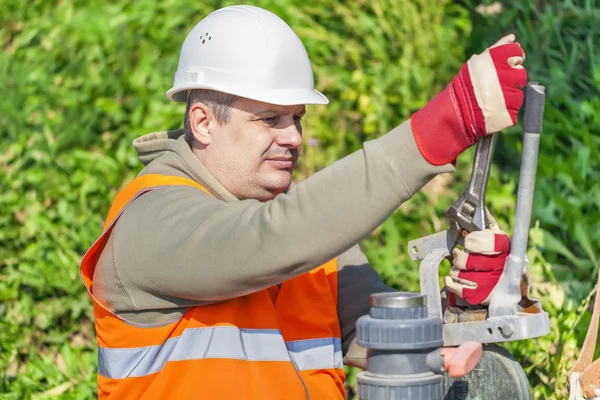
[292,363,310,400]
[279,282,308,399]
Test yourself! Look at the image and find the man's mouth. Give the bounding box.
[265,157,295,169]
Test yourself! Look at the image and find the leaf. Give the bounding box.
[574,221,599,269]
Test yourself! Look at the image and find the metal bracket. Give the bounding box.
[417,248,550,346]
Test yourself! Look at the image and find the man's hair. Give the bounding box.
[183,89,239,147]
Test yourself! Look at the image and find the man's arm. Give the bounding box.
[93,121,452,316]
[336,245,397,369]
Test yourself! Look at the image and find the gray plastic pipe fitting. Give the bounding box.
[356,292,482,400]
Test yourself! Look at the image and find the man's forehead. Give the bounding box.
[238,97,306,115]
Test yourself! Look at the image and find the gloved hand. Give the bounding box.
[411,34,527,165]
[444,214,510,305]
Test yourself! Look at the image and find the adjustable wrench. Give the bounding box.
[408,134,497,262]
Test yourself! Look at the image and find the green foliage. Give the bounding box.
[0,0,598,399]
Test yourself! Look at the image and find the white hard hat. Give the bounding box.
[167,5,328,106]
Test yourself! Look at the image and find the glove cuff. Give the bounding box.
[411,84,477,166]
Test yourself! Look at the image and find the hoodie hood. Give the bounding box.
[132,129,238,201]
[133,129,185,167]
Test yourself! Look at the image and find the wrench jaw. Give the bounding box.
[446,192,487,234]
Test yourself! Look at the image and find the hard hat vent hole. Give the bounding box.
[200,34,211,45]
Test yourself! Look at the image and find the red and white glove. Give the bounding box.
[411,34,527,165]
[444,215,510,306]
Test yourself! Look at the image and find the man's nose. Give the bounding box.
[277,122,303,149]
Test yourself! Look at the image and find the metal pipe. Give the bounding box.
[489,82,546,319]
[510,83,545,260]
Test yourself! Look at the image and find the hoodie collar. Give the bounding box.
[133,129,238,202]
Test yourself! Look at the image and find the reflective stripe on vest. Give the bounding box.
[98,326,342,379]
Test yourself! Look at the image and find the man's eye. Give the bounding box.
[294,115,303,122]
[263,116,279,124]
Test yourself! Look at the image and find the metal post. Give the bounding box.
[510,83,545,259]
[489,82,546,319]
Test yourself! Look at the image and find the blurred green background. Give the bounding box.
[1,0,598,398]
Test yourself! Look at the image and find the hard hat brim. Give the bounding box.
[167,85,329,106]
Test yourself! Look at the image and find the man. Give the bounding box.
[80,5,525,399]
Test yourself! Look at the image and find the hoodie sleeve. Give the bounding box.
[92,120,452,320]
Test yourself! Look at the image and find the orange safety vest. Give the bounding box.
[80,174,345,399]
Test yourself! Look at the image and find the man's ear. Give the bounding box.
[189,102,211,146]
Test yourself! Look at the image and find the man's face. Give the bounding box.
[196,97,305,201]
